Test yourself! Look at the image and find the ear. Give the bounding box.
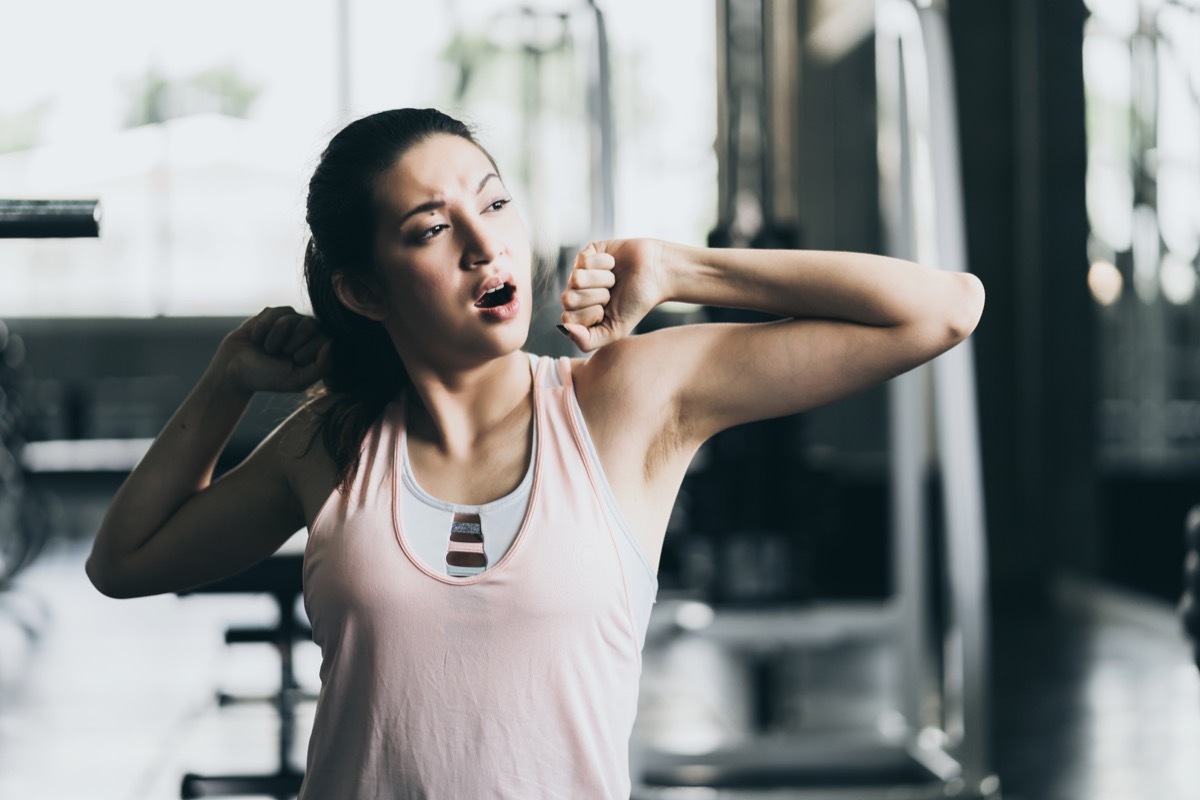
[332,272,387,322]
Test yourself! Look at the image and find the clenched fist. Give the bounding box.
[215,307,332,395]
[558,238,668,352]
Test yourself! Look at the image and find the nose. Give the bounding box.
[459,216,503,270]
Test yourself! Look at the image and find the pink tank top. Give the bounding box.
[300,355,656,799]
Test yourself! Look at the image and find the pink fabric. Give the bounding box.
[300,355,647,799]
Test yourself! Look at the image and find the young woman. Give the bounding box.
[87,108,984,798]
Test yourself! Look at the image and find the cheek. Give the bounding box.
[381,259,454,309]
[420,264,455,291]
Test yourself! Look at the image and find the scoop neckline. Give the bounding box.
[389,354,542,585]
[399,421,536,514]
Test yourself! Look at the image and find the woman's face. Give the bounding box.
[368,134,533,369]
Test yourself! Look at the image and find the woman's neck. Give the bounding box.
[402,350,532,457]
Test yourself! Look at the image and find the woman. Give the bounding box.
[87,108,984,798]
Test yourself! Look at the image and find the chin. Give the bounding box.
[495,320,533,355]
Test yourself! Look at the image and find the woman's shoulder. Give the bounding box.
[267,393,345,519]
[267,392,341,465]
[566,335,681,441]
[566,334,669,400]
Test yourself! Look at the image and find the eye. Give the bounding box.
[418,223,448,241]
[485,197,512,213]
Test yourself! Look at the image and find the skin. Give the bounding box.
[86,133,986,598]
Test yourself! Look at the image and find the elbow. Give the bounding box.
[85,552,119,597]
[85,549,137,599]
[944,272,985,344]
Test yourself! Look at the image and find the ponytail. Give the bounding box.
[304,237,408,491]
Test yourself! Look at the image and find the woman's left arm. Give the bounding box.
[561,238,984,449]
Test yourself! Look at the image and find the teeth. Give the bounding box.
[486,286,502,293]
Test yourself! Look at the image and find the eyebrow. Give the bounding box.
[398,173,500,226]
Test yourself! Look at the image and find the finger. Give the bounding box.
[263,315,302,354]
[574,247,615,271]
[291,331,330,365]
[281,317,321,356]
[558,322,591,351]
[568,268,616,290]
[560,321,616,353]
[248,306,296,344]
[561,288,610,311]
[290,340,333,388]
[561,304,605,329]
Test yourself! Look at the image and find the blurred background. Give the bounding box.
[1,0,1199,798]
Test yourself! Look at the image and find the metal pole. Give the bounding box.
[586,0,616,239]
[876,15,935,741]
[877,0,997,792]
[336,0,352,120]
[0,199,101,238]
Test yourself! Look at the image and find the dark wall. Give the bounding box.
[5,316,302,542]
[8,316,296,451]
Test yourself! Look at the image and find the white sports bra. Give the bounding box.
[399,418,536,578]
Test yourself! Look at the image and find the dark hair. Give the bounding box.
[304,108,492,490]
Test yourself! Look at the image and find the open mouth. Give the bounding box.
[474,282,515,309]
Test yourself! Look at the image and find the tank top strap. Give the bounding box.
[555,354,573,388]
[528,353,574,392]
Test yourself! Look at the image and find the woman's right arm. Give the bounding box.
[86,307,331,599]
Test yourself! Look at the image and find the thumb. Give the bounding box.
[557,322,608,353]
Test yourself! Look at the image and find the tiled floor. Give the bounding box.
[1,538,1199,799]
[991,580,1200,800]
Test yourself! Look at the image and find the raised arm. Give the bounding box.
[562,239,984,450]
[86,307,331,599]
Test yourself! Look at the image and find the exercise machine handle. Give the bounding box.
[0,198,101,238]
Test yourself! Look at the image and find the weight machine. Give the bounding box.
[632,1,999,797]
[0,198,101,586]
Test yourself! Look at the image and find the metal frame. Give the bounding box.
[877,0,993,789]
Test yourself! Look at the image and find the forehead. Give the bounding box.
[376,135,496,211]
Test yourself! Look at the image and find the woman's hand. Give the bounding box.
[558,238,669,352]
[215,307,332,395]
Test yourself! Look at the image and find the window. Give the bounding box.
[0,1,716,317]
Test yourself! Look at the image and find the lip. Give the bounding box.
[475,293,520,321]
[473,272,515,304]
[472,275,520,321]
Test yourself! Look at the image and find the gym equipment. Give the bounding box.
[0,324,44,588]
[0,199,101,239]
[876,0,993,789]
[176,548,312,800]
[0,197,102,585]
[633,1,999,797]
[1183,505,1200,671]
